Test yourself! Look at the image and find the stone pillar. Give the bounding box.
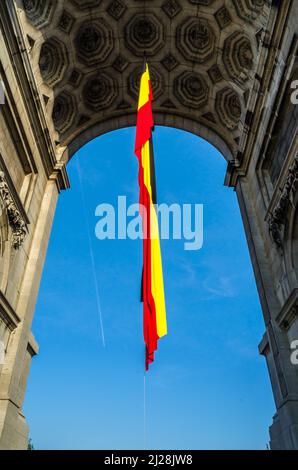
[236,177,298,450]
[0,179,58,450]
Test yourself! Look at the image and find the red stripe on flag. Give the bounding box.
[142,183,159,370]
[135,147,159,370]
[135,100,154,154]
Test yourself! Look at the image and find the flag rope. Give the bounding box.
[144,373,147,450]
[76,159,106,348]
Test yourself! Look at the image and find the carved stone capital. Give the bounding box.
[0,171,27,250]
[268,154,298,249]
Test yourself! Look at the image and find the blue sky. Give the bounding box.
[24,127,275,450]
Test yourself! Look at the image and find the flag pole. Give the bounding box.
[143,373,147,450]
[143,51,147,71]
[140,52,147,304]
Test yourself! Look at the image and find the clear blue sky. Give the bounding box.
[24,127,275,450]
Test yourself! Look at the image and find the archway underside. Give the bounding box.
[20,0,271,161]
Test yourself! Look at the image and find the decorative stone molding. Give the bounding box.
[39,37,68,87]
[124,13,164,57]
[21,0,268,155]
[268,155,298,248]
[75,19,114,66]
[0,172,27,250]
[52,92,77,133]
[107,0,127,20]
[189,0,215,4]
[58,10,75,34]
[174,71,209,109]
[82,72,117,111]
[215,6,232,30]
[223,32,254,84]
[27,332,39,358]
[276,288,298,330]
[23,0,56,29]
[162,0,182,19]
[232,0,265,24]
[215,87,242,130]
[176,17,216,64]
[161,53,178,72]
[70,0,101,9]
[0,290,20,331]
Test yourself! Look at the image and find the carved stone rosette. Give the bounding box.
[0,172,27,249]
[268,154,298,248]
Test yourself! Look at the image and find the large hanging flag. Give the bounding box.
[134,63,167,370]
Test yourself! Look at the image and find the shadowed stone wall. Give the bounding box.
[0,0,298,450]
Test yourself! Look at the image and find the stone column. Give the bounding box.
[236,177,298,450]
[0,178,58,450]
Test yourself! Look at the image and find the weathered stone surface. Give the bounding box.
[75,19,114,66]
[22,0,264,154]
[0,0,298,453]
[174,71,209,109]
[176,17,216,64]
[23,0,56,29]
[39,37,68,87]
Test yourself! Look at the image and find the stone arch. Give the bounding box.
[18,0,271,166]
[64,113,235,162]
[2,0,298,451]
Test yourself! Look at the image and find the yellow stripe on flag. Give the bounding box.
[141,142,167,338]
[138,64,151,111]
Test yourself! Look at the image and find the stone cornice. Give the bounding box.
[258,331,270,356]
[27,332,39,357]
[0,290,20,331]
[276,288,298,330]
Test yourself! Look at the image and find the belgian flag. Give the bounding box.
[134,63,167,370]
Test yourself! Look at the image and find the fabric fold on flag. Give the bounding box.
[134,63,167,371]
